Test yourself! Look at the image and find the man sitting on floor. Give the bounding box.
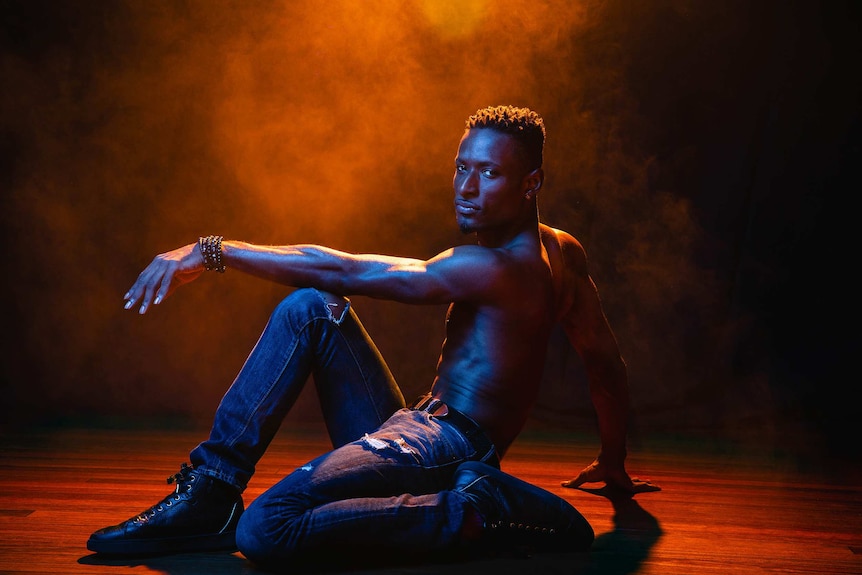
[88,105,658,568]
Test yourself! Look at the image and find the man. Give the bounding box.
[87,105,658,567]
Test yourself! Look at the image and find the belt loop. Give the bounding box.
[409,394,432,411]
[410,395,449,417]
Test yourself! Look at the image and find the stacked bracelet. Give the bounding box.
[199,235,225,273]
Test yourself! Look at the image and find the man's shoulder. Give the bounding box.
[538,225,592,303]
[539,224,586,259]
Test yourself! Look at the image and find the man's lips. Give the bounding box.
[455,200,479,214]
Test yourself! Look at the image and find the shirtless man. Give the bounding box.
[87,105,657,567]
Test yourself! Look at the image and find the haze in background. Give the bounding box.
[3,1,858,456]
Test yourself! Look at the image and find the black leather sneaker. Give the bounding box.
[87,463,244,555]
[453,461,594,554]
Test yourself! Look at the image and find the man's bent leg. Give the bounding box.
[235,412,592,568]
[236,410,481,568]
[88,289,404,555]
[191,288,405,490]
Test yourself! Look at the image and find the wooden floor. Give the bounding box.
[0,423,860,575]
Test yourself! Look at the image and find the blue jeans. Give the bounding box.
[186,288,539,564]
[190,288,407,490]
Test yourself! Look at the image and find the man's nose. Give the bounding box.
[457,171,478,196]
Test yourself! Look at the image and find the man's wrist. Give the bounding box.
[199,235,225,273]
[597,447,627,467]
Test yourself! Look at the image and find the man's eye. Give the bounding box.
[456,165,466,173]
[482,169,496,177]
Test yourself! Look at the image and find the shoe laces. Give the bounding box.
[166,462,195,486]
[133,463,197,523]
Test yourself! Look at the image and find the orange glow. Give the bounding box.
[2,0,717,426]
[418,0,488,39]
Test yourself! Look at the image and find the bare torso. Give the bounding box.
[431,224,573,456]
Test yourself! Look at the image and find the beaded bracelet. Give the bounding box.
[198,235,225,273]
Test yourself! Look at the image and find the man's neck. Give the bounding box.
[475,213,540,249]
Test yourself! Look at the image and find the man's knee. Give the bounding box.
[274,288,350,324]
[236,502,290,566]
[317,290,349,323]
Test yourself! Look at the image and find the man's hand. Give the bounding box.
[562,458,660,494]
[123,243,205,314]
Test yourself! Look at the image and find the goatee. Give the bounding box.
[458,222,475,234]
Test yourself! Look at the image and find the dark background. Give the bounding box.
[2,1,859,461]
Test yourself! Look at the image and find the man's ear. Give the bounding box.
[523,168,544,200]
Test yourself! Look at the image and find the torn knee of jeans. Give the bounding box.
[361,433,416,455]
[315,290,350,324]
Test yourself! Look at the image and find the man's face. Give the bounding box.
[453,128,531,235]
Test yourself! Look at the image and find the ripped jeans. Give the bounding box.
[188,288,497,563]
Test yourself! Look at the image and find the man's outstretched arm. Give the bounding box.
[123,239,506,314]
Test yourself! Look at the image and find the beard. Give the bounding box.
[458,221,475,234]
[456,214,477,234]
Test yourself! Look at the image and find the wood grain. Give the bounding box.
[0,425,859,574]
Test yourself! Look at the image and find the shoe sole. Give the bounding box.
[86,530,237,556]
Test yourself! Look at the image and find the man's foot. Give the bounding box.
[453,461,594,554]
[87,463,244,555]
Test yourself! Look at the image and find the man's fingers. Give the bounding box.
[138,284,156,314]
[561,469,596,488]
[562,469,661,493]
[123,284,143,312]
[122,262,172,315]
[154,268,176,307]
[630,480,661,493]
[123,279,144,311]
[608,478,661,494]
